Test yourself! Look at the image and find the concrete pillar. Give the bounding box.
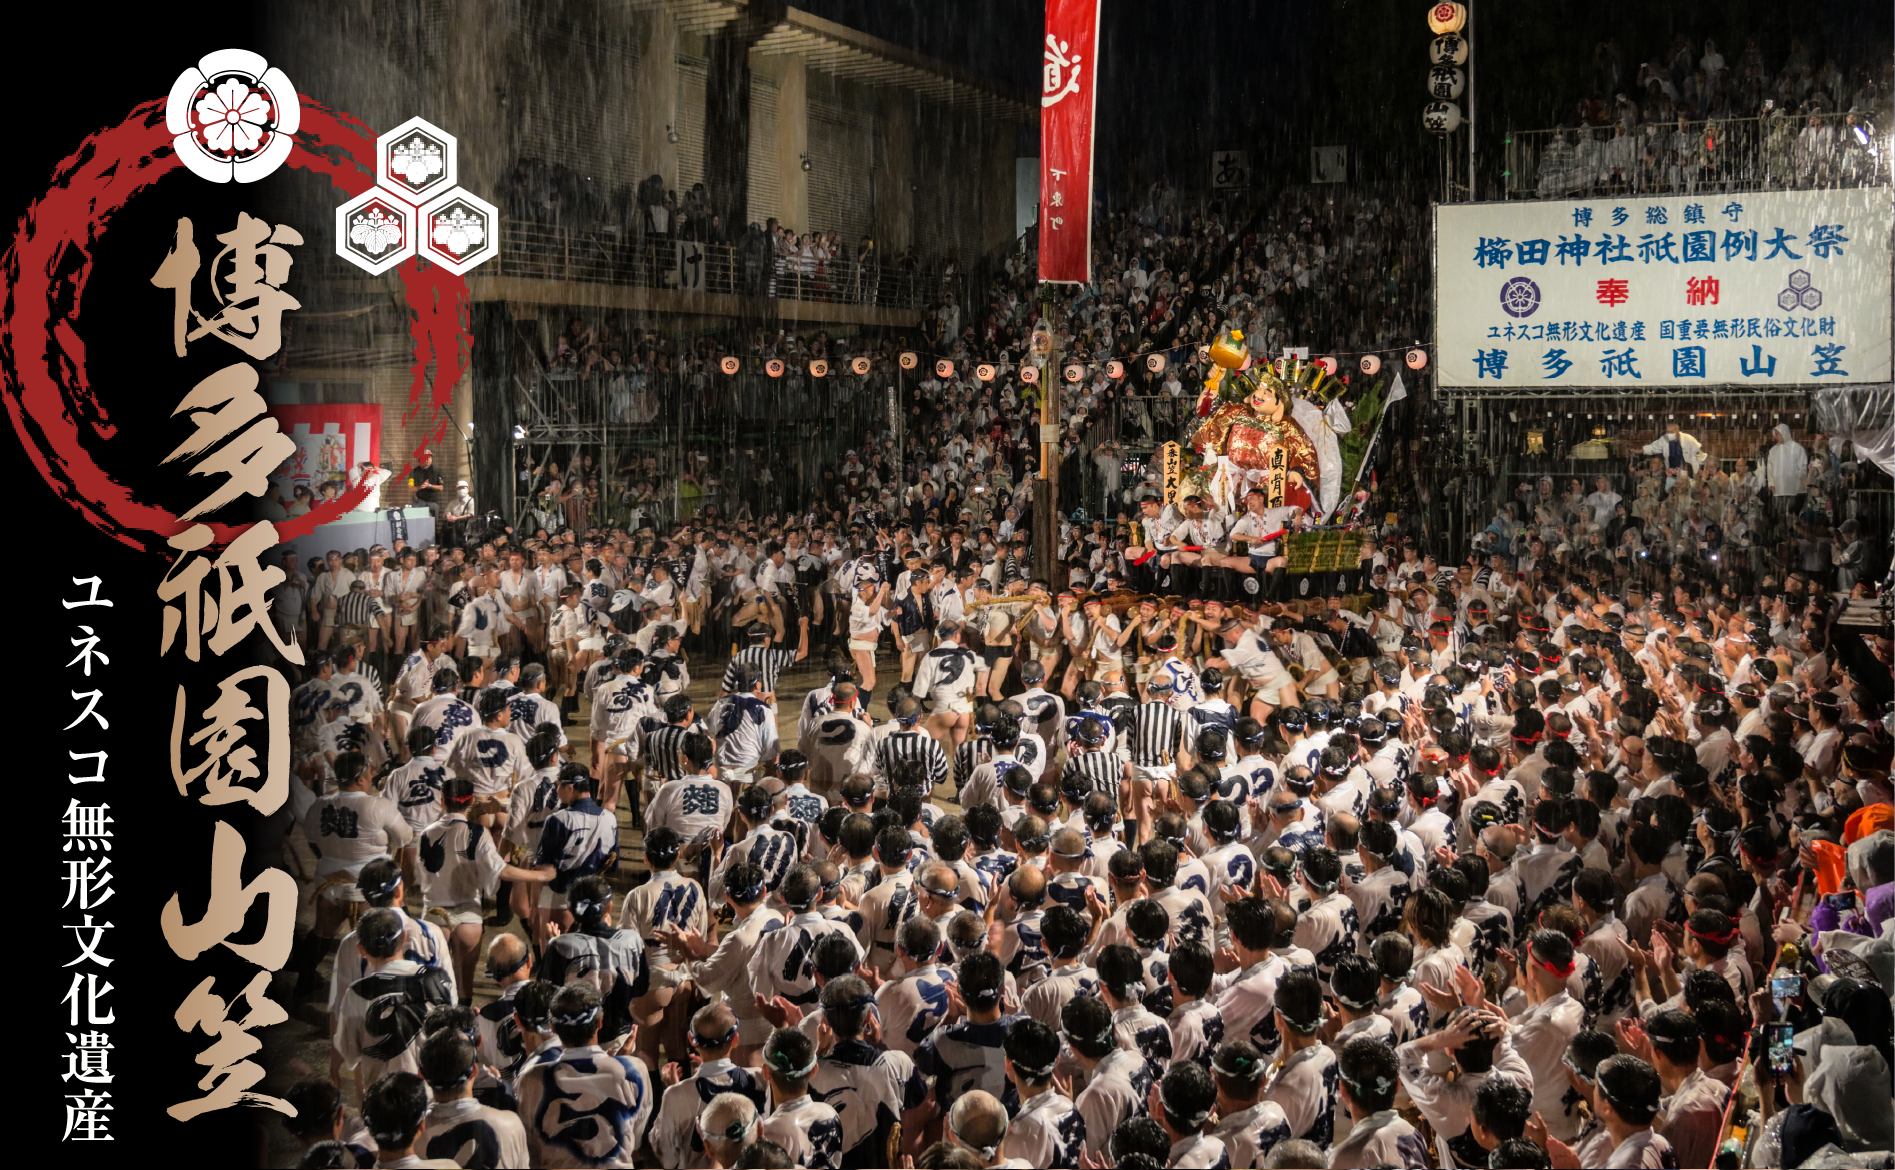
[705,29,753,231]
[776,57,809,231]
[879,90,916,253]
[633,5,680,190]
[980,118,1017,258]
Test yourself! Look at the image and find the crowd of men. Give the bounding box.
[272,393,1894,1170]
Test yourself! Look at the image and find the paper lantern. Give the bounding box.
[1359,353,1382,375]
[1405,348,1429,370]
[1427,1,1466,35]
[1315,356,1339,375]
[898,351,918,370]
[1427,65,1465,101]
[850,355,871,376]
[1021,365,1040,384]
[1423,100,1463,135]
[1063,364,1085,383]
[1146,353,1167,373]
[1107,360,1126,380]
[1430,33,1469,66]
[935,359,954,379]
[765,358,784,378]
[718,355,740,375]
[809,359,828,377]
[976,363,996,382]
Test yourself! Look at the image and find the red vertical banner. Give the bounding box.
[1039,0,1099,285]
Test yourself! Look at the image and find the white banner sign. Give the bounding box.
[1211,149,1250,190]
[1434,188,1891,387]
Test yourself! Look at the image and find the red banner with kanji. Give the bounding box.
[1038,0,1099,285]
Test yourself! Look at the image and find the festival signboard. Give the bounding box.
[1435,188,1892,387]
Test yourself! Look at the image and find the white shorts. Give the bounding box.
[646,958,688,992]
[316,875,365,905]
[437,905,483,927]
[579,635,607,652]
[1130,762,1177,785]
[848,638,880,652]
[930,696,974,717]
[467,643,500,660]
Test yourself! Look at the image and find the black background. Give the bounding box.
[11,11,283,1165]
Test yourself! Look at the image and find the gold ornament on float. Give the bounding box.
[1209,327,1249,369]
[1525,429,1547,455]
[1190,326,1323,513]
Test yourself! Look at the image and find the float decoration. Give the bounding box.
[1187,326,1349,517]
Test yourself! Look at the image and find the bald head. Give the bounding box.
[485,934,530,985]
[690,1001,739,1054]
[1009,864,1047,907]
[1050,827,1088,870]
[947,1090,1009,1157]
[1479,823,1518,861]
[919,860,959,899]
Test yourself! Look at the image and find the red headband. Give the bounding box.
[1687,922,1740,949]
[1531,947,1576,979]
[1514,731,1542,745]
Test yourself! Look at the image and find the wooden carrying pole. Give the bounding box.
[1035,300,1064,589]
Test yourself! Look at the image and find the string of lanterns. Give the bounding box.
[710,342,1436,381]
[1423,3,1469,136]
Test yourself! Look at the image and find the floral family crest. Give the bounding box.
[165,48,299,184]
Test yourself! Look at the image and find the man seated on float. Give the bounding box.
[1120,493,1183,593]
[1211,489,1305,601]
[1164,495,1229,595]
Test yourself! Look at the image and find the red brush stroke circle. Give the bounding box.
[0,97,471,553]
